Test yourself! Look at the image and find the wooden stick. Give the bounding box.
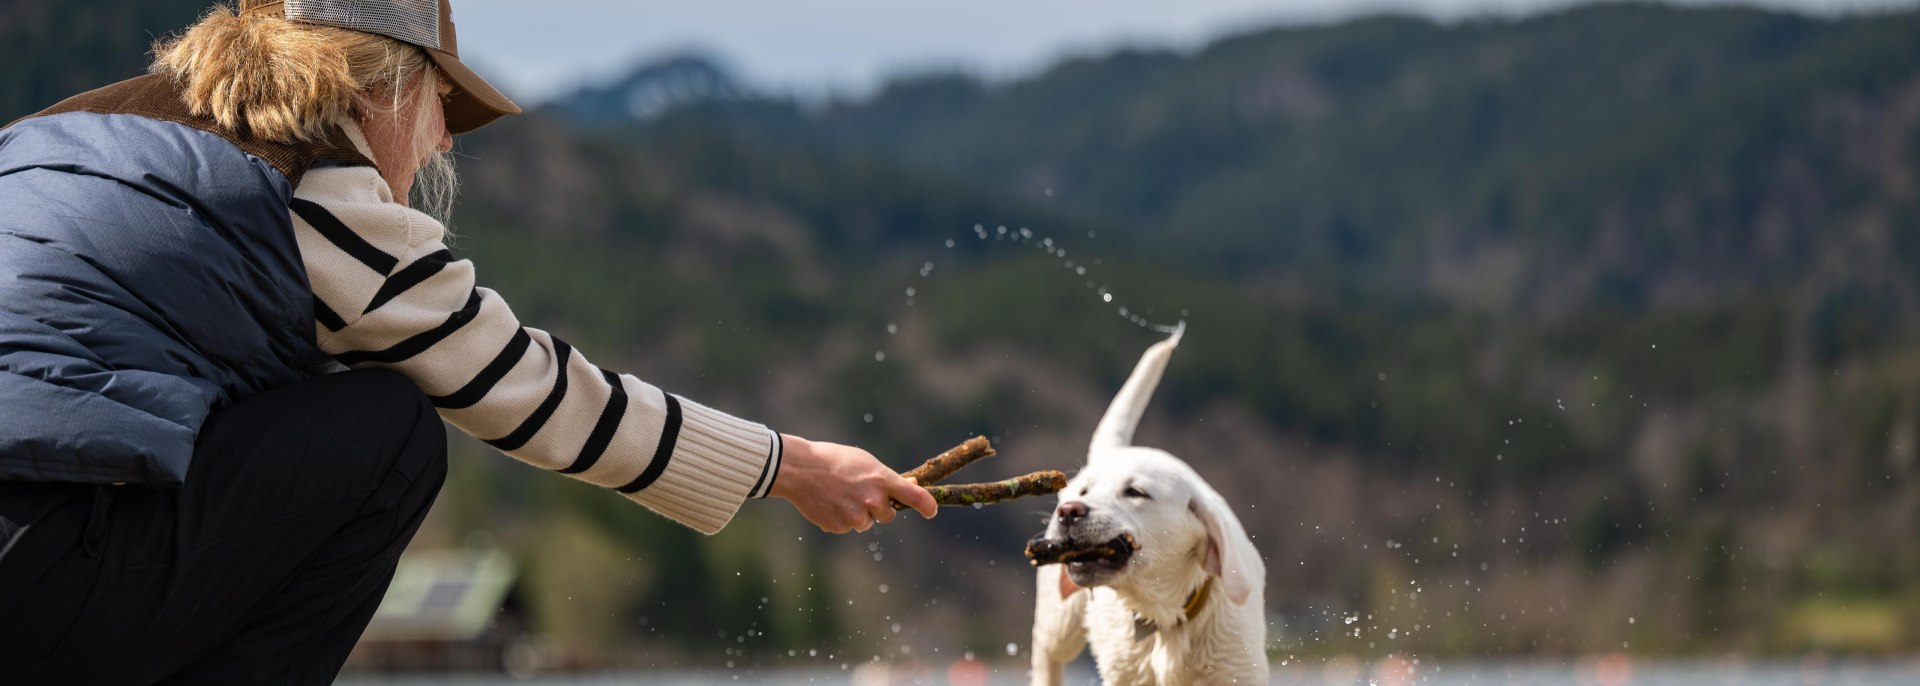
[901,436,996,486]
[1026,533,1138,566]
[895,470,1067,510]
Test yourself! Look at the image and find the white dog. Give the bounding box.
[1027,324,1268,685]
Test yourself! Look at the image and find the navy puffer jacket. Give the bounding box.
[0,75,373,485]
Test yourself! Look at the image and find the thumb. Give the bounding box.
[894,476,939,519]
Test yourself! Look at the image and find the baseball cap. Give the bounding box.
[240,0,521,134]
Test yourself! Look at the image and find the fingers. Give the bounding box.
[893,476,940,519]
[871,502,898,525]
[833,495,902,535]
[821,512,867,534]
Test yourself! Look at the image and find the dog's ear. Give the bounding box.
[1058,566,1082,600]
[1189,483,1262,605]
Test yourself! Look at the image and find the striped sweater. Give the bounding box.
[290,124,780,535]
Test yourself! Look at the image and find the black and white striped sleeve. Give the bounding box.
[290,164,780,534]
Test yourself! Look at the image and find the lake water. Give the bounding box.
[338,659,1920,685]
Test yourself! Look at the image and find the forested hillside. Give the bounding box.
[10,0,1920,664]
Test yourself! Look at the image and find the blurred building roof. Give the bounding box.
[360,547,519,642]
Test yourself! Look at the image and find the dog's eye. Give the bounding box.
[1123,486,1151,499]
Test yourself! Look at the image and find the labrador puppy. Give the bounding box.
[1027,324,1268,685]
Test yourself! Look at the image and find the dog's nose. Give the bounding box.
[1056,500,1090,525]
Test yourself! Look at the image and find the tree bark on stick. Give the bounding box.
[901,436,995,486]
[895,470,1068,510]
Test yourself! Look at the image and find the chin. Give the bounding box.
[1065,554,1132,587]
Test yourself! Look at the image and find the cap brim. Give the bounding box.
[427,48,520,134]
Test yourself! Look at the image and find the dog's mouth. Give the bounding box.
[1025,533,1137,573]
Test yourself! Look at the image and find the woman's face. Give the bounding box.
[363,75,453,206]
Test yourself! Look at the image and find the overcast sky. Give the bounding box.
[452,0,1917,104]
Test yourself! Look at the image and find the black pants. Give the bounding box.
[0,369,447,685]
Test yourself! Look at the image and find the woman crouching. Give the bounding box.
[0,2,934,683]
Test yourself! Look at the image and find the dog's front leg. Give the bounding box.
[1029,566,1088,686]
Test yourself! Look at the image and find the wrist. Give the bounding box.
[770,433,811,501]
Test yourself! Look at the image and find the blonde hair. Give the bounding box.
[150,4,459,222]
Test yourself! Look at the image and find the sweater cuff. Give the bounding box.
[622,395,776,535]
[752,431,783,499]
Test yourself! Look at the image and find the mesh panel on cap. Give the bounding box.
[283,0,442,50]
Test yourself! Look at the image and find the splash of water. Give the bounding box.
[863,222,1188,428]
[954,222,1186,333]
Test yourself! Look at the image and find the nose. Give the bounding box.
[1056,501,1090,526]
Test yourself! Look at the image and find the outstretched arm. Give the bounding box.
[290,153,929,534]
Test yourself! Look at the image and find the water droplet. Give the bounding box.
[905,287,916,297]
[1102,293,1113,303]
[1006,643,1019,656]
[886,323,897,335]
[945,239,955,248]
[863,413,874,423]
[874,351,886,362]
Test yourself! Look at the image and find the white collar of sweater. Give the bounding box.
[336,120,379,169]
